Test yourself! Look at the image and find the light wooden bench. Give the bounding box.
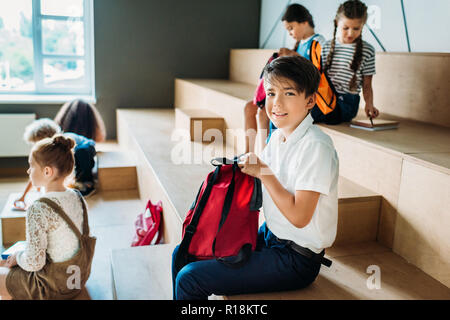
[110,241,450,300]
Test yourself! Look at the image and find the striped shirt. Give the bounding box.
[321,39,376,94]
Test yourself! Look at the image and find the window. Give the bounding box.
[0,0,94,101]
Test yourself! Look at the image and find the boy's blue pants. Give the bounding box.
[171,223,321,300]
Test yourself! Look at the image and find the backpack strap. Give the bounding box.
[310,40,322,71]
[73,189,90,236]
[174,165,221,273]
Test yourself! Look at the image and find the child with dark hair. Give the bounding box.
[54,99,105,195]
[244,3,326,153]
[172,56,338,300]
[316,0,379,123]
[54,99,106,143]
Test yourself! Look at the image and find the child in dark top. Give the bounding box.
[14,119,97,210]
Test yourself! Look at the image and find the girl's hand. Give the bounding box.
[365,104,380,118]
[237,153,269,179]
[5,253,18,268]
[13,198,27,211]
[278,48,299,57]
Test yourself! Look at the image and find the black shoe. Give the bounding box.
[80,185,97,198]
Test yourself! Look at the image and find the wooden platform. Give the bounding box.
[0,192,40,247]
[111,243,177,300]
[97,150,138,192]
[174,108,225,142]
[110,241,450,300]
[229,50,450,128]
[110,50,449,299]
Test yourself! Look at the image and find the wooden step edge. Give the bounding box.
[110,243,177,300]
[97,151,137,169]
[175,78,254,103]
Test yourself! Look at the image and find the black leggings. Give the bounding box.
[74,145,96,184]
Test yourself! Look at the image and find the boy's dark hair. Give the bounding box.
[263,56,320,97]
[281,3,315,28]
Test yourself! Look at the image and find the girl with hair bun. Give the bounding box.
[316,0,379,124]
[0,134,96,300]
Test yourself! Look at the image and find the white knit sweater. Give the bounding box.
[16,189,85,272]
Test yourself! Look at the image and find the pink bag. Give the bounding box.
[131,200,163,246]
[252,52,279,108]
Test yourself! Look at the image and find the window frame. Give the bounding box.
[0,0,95,101]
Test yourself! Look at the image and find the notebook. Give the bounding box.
[1,241,26,260]
[350,119,399,131]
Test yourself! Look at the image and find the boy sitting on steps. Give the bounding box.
[172,56,339,299]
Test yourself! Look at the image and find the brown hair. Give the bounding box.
[282,4,315,53]
[23,118,62,144]
[263,56,320,98]
[54,99,106,142]
[32,134,75,178]
[324,0,368,91]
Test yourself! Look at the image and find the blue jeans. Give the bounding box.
[311,93,360,124]
[171,223,321,300]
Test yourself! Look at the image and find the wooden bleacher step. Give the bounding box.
[110,240,450,300]
[97,150,138,192]
[111,243,177,300]
[0,192,40,247]
[175,108,225,143]
[335,177,380,245]
[175,79,253,154]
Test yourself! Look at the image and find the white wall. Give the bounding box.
[259,0,450,52]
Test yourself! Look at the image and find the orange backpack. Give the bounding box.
[310,41,337,115]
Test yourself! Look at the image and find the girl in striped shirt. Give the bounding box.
[312,0,379,124]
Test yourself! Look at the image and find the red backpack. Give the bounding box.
[174,157,262,272]
[131,200,163,246]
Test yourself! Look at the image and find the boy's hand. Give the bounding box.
[237,153,270,179]
[365,104,379,118]
[278,48,299,57]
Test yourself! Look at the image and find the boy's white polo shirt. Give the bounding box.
[260,114,339,253]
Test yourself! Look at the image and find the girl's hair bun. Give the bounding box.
[52,134,75,151]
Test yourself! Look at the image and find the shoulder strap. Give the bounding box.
[73,189,90,236]
[38,189,89,240]
[174,165,221,273]
[39,197,82,240]
[310,40,322,71]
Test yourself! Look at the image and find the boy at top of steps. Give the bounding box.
[171,56,338,300]
[314,0,379,124]
[244,3,326,154]
[13,119,97,210]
